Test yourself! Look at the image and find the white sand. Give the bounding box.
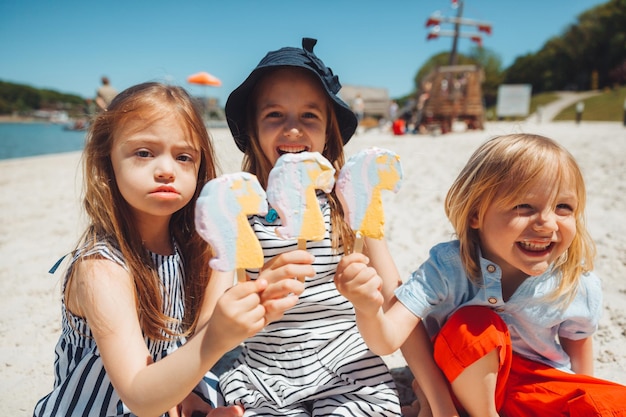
[2,121,625,415]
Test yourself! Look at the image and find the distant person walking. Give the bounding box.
[388,100,399,121]
[95,76,118,111]
[576,101,585,125]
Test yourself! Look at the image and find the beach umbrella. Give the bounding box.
[187,71,222,87]
[187,72,222,119]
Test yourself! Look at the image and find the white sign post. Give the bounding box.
[496,84,532,118]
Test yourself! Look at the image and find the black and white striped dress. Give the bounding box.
[220,195,401,416]
[34,239,219,417]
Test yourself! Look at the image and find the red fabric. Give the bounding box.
[392,119,405,135]
[433,306,512,410]
[432,306,626,416]
[504,354,626,416]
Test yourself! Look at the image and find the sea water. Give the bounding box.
[0,122,87,160]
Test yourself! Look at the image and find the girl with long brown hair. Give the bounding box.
[35,82,296,417]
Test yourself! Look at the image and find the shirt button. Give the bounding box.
[488,297,498,304]
[486,264,496,273]
[495,307,504,312]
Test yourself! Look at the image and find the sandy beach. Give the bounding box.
[1,120,625,415]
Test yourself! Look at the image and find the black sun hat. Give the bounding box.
[225,38,358,153]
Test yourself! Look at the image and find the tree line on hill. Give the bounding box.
[1,0,623,116]
[0,81,85,116]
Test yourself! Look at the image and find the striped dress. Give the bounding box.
[34,238,220,417]
[220,194,401,416]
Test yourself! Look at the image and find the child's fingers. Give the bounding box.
[340,252,370,265]
[227,278,268,298]
[263,295,300,323]
[260,261,315,284]
[261,278,304,300]
[219,280,268,329]
[256,276,304,323]
[262,250,314,271]
[242,306,267,334]
[336,253,370,279]
[355,266,383,291]
[337,261,376,287]
[335,261,384,311]
[277,264,315,282]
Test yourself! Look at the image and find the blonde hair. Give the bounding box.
[69,82,218,339]
[445,133,595,305]
[241,68,354,251]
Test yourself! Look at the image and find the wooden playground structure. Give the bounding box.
[419,64,485,134]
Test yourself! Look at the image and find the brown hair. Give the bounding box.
[69,82,218,339]
[445,133,595,305]
[241,68,354,251]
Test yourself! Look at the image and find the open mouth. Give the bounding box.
[277,145,309,155]
[517,240,553,254]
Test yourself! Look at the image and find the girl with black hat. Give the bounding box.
[219,38,402,416]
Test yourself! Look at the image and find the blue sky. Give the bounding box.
[0,0,607,106]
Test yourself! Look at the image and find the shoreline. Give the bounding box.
[0,115,44,123]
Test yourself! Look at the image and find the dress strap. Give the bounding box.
[49,252,73,274]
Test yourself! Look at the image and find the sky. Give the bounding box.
[0,0,608,106]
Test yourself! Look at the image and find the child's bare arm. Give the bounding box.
[74,258,268,416]
[561,335,594,376]
[336,252,420,355]
[362,237,402,309]
[401,323,460,416]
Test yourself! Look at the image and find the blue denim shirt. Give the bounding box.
[395,240,602,373]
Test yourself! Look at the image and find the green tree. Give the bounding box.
[504,0,625,92]
[467,46,503,107]
[0,80,85,115]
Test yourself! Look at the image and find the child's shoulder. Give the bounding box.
[74,235,125,267]
[568,270,603,324]
[429,240,461,260]
[420,240,465,273]
[579,270,602,294]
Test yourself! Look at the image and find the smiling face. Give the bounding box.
[110,114,200,224]
[253,68,329,166]
[472,172,578,281]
